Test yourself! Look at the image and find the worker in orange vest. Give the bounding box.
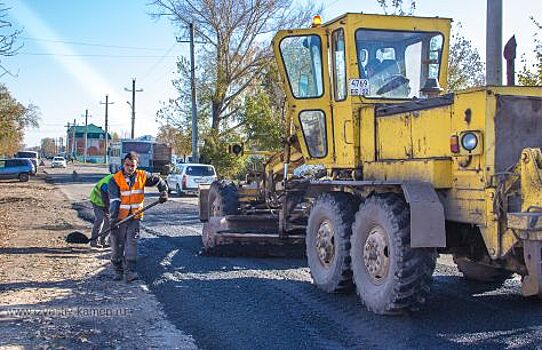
[108,151,168,282]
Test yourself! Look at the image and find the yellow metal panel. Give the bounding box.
[376,114,412,159]
[363,159,452,188]
[360,105,376,162]
[440,189,486,224]
[332,103,357,168]
[519,148,542,211]
[410,106,452,158]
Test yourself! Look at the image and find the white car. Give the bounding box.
[51,156,67,168]
[167,163,217,196]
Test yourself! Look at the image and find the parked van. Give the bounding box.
[0,158,34,182]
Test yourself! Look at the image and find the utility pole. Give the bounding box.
[84,109,89,163]
[72,118,76,159]
[486,0,503,85]
[100,94,114,164]
[124,79,143,139]
[64,122,71,155]
[189,22,199,163]
[177,23,205,163]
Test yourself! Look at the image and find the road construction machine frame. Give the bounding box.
[199,13,542,315]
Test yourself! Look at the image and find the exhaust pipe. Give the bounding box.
[504,35,517,86]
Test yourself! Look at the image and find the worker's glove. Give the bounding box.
[159,191,168,204]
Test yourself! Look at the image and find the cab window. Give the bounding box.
[355,29,444,99]
[299,110,327,158]
[279,35,324,98]
[332,29,347,101]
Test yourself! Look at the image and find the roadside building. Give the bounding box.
[66,124,111,163]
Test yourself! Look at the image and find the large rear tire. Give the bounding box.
[453,255,512,283]
[207,180,239,216]
[306,193,359,293]
[351,194,437,315]
[202,181,240,252]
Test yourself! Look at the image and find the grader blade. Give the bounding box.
[201,215,305,257]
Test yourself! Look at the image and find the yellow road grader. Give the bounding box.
[199,13,542,315]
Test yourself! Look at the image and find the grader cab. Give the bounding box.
[199,13,542,315]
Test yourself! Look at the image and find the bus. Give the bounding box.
[108,139,171,174]
[15,151,39,174]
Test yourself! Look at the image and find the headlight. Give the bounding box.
[461,132,478,151]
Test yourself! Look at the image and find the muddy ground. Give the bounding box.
[0,175,196,349]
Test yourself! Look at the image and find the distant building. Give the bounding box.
[66,124,111,163]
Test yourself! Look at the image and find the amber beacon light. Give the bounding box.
[312,15,322,27]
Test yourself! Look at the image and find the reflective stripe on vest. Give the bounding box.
[113,169,147,220]
[89,174,114,207]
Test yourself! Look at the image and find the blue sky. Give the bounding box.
[2,0,541,147]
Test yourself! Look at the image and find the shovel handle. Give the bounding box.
[102,200,162,236]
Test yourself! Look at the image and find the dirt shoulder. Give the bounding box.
[0,175,196,349]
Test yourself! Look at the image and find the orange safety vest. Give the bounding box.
[113,169,147,220]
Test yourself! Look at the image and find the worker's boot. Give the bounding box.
[125,260,139,283]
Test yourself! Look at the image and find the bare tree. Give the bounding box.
[376,0,416,15]
[150,0,318,131]
[0,3,21,79]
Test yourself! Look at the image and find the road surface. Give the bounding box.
[46,165,542,350]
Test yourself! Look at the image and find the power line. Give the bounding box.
[322,0,344,12]
[20,36,174,51]
[18,52,177,58]
[139,42,178,83]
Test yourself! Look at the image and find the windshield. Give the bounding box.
[355,29,444,99]
[279,35,324,98]
[122,142,151,154]
[185,165,215,177]
[53,157,64,161]
[16,151,38,159]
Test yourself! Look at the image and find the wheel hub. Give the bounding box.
[316,220,335,267]
[363,225,390,284]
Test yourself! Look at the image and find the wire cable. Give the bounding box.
[20,36,172,51]
[17,52,177,58]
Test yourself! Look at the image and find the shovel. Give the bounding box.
[66,200,162,244]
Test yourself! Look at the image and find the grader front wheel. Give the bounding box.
[351,194,437,315]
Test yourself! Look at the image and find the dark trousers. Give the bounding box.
[110,219,140,272]
[90,204,110,243]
